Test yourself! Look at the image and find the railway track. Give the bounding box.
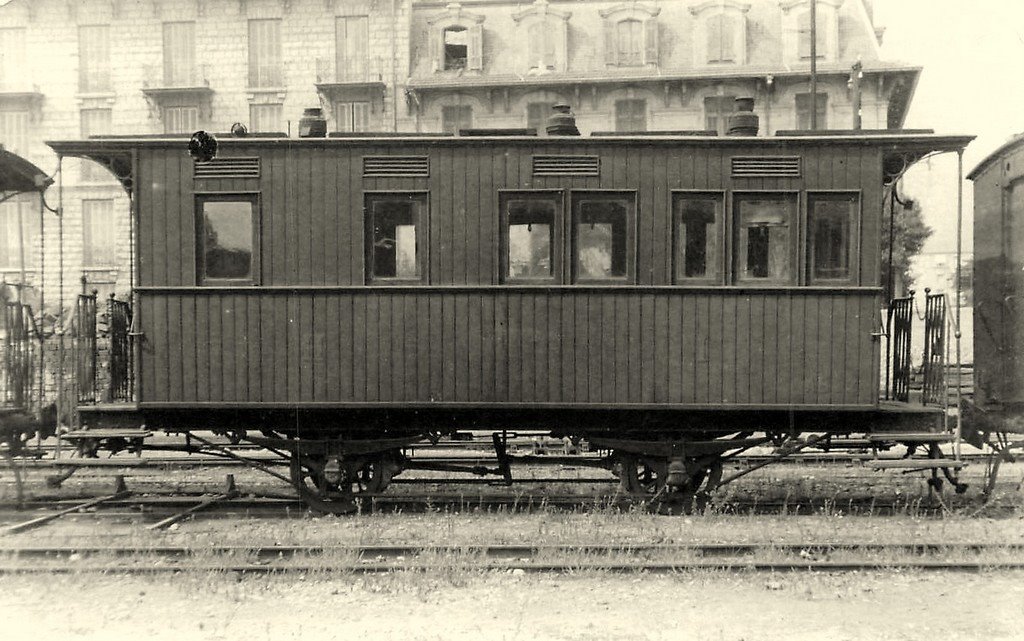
[0,542,1021,575]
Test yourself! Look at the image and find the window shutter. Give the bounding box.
[468,23,483,70]
[706,14,721,62]
[720,15,735,62]
[429,26,441,71]
[602,19,615,66]
[335,18,346,81]
[643,17,658,65]
[336,101,353,132]
[797,11,811,59]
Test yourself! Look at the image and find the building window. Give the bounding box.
[601,3,659,67]
[0,28,26,91]
[734,194,796,284]
[572,192,634,283]
[501,191,561,282]
[526,102,555,133]
[441,105,472,134]
[0,109,28,155]
[164,106,199,134]
[365,193,426,282]
[80,108,112,182]
[336,16,368,81]
[526,21,557,70]
[614,99,647,133]
[673,193,722,282]
[707,13,737,62]
[78,25,111,92]
[443,27,468,70]
[797,9,827,59]
[248,19,282,88]
[162,22,196,86]
[335,101,370,133]
[704,96,736,135]
[809,193,858,282]
[427,5,485,72]
[82,199,117,268]
[197,195,257,284]
[796,93,828,130]
[249,103,282,133]
[0,198,39,270]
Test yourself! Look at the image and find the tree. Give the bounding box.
[881,192,931,302]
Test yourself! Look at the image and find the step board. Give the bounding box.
[62,429,152,440]
[867,433,952,443]
[871,459,968,470]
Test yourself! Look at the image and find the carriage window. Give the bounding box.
[198,196,257,283]
[365,193,425,282]
[572,192,634,282]
[734,194,795,284]
[502,192,560,282]
[809,193,858,282]
[673,193,721,282]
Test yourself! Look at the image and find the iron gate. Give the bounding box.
[108,295,133,402]
[76,292,97,404]
[2,301,37,409]
[922,291,946,405]
[888,296,913,403]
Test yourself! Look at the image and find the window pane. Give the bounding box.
[83,199,117,268]
[617,19,642,65]
[674,195,720,281]
[576,198,629,280]
[202,201,253,280]
[506,198,555,279]
[810,194,856,281]
[163,22,195,86]
[736,196,794,283]
[444,27,468,70]
[79,25,110,92]
[368,198,419,280]
[248,19,281,87]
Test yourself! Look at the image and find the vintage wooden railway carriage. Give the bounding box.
[48,124,973,511]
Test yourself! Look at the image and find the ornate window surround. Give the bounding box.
[599,2,660,68]
[512,0,571,73]
[689,0,750,66]
[779,0,843,63]
[427,3,486,73]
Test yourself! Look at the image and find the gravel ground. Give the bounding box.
[2,570,1023,641]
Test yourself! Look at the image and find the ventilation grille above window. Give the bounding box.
[193,157,260,179]
[533,155,600,177]
[363,156,429,178]
[731,156,802,178]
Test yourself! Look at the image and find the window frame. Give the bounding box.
[807,190,861,285]
[732,191,799,286]
[499,189,564,284]
[364,191,429,285]
[247,18,282,88]
[162,21,196,87]
[195,192,261,286]
[672,190,726,285]
[569,190,637,285]
[336,15,369,81]
[82,198,118,269]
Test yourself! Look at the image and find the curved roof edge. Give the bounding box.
[0,147,52,194]
[967,133,1024,181]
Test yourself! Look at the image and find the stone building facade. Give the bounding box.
[0,0,915,310]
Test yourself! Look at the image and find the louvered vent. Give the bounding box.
[363,156,429,178]
[533,155,600,177]
[193,157,260,179]
[731,156,801,178]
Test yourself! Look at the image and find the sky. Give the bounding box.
[875,0,1024,260]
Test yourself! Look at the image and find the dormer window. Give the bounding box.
[600,3,660,68]
[513,0,571,73]
[427,3,484,73]
[779,0,842,63]
[690,1,750,66]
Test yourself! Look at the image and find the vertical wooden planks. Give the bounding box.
[208,294,223,402]
[614,295,629,402]
[455,293,469,401]
[494,293,508,401]
[533,293,549,402]
[148,297,169,402]
[587,293,601,402]
[233,295,248,402]
[442,294,456,400]
[364,293,380,402]
[468,293,483,401]
[749,295,765,403]
[247,295,261,403]
[480,294,495,401]
[640,294,655,403]
[653,296,669,402]
[574,295,589,402]
[560,292,575,402]
[790,294,807,404]
[699,294,715,404]
[774,295,790,405]
[507,292,522,401]
[667,296,682,404]
[720,296,736,403]
[601,296,616,403]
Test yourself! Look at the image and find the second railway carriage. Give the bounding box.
[47,119,973,511]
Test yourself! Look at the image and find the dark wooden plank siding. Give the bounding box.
[139,290,878,408]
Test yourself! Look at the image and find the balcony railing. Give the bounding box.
[316,57,387,84]
[142,63,211,89]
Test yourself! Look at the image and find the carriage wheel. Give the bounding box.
[614,451,716,515]
[289,450,400,514]
[615,453,668,495]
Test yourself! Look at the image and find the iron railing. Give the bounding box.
[2,301,37,409]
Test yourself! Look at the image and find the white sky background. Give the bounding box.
[876,0,1024,261]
